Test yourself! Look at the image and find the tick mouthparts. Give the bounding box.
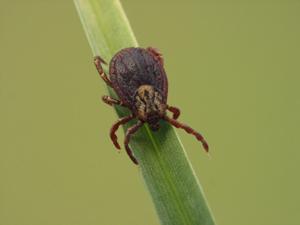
[150,125,160,131]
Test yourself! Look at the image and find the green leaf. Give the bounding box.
[73,0,217,225]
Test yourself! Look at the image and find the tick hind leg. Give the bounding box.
[147,47,164,65]
[167,105,181,120]
[124,121,144,164]
[94,56,113,87]
[110,114,135,150]
[164,116,209,152]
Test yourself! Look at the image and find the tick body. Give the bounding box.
[94,47,208,164]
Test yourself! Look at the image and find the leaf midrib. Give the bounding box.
[145,125,193,225]
[89,2,193,222]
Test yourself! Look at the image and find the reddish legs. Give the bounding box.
[103,95,129,149]
[167,105,181,120]
[164,116,209,152]
[94,56,113,87]
[110,114,135,150]
[102,95,126,107]
[102,94,138,163]
[124,121,144,164]
[147,47,164,65]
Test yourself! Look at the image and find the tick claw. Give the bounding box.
[112,140,121,150]
[203,142,209,152]
[94,55,107,65]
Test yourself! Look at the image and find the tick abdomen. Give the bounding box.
[109,48,168,107]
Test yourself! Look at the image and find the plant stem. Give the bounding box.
[74,0,216,224]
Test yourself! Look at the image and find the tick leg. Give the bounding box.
[110,114,135,150]
[167,105,181,120]
[147,47,164,65]
[94,56,113,87]
[124,121,144,165]
[102,95,126,107]
[164,116,209,153]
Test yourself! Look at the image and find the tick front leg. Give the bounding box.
[164,116,209,153]
[147,47,164,65]
[102,96,126,107]
[167,105,181,120]
[110,114,135,150]
[124,121,144,165]
[94,56,113,87]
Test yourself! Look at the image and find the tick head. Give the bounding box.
[135,85,166,130]
[147,114,161,131]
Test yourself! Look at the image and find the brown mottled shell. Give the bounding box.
[109,47,168,109]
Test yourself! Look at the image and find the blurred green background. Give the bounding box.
[1,1,300,225]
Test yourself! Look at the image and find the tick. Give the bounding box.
[94,47,209,164]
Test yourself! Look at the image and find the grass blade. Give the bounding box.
[74,0,216,224]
